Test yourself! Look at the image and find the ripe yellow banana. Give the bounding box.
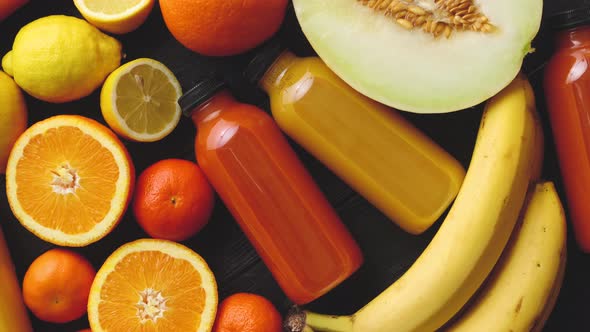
[532,252,567,332]
[444,181,567,332]
[0,229,33,332]
[527,79,544,181]
[284,74,543,332]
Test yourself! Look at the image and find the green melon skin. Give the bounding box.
[293,0,543,114]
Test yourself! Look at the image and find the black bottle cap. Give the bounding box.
[547,6,590,31]
[244,42,287,85]
[179,76,226,118]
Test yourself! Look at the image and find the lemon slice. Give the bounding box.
[73,0,155,34]
[100,58,182,143]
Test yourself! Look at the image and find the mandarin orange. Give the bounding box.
[133,158,215,241]
[213,293,282,332]
[22,249,96,324]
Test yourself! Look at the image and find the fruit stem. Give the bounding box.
[285,307,354,332]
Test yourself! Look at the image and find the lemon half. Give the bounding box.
[74,0,155,34]
[101,58,182,143]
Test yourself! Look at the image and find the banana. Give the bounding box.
[444,181,567,332]
[531,251,567,332]
[284,74,543,332]
[527,79,545,181]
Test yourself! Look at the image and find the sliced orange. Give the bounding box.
[88,239,218,332]
[6,115,134,247]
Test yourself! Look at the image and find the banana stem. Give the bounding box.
[285,307,354,332]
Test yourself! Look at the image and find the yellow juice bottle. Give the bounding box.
[245,46,466,234]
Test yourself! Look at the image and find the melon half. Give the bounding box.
[293,0,543,113]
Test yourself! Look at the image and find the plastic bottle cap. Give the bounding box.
[546,6,590,31]
[244,42,287,85]
[179,76,226,118]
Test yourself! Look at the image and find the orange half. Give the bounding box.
[88,239,218,332]
[6,115,134,247]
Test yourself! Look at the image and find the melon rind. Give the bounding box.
[293,0,543,114]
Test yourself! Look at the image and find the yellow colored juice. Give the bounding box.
[259,52,465,234]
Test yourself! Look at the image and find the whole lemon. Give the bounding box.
[2,15,122,103]
[0,71,27,173]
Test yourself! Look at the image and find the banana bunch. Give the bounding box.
[445,181,566,332]
[284,74,565,332]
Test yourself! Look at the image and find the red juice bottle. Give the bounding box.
[179,77,363,305]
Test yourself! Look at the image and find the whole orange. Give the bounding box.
[159,0,288,56]
[22,249,96,324]
[133,159,215,241]
[213,293,282,332]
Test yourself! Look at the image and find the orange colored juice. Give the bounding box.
[246,49,466,234]
[181,83,363,305]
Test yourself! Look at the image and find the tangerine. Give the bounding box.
[159,0,288,56]
[133,159,215,241]
[22,249,96,324]
[213,293,282,332]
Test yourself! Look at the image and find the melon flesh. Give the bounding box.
[293,0,543,114]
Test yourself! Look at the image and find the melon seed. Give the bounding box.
[358,0,496,39]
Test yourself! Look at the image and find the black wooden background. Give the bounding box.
[1,0,589,331]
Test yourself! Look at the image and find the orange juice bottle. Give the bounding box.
[245,45,466,235]
[180,78,363,305]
